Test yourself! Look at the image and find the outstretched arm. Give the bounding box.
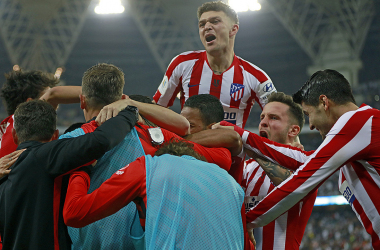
[255,158,292,186]
[95,98,190,136]
[64,157,146,228]
[40,86,82,109]
[246,111,374,228]
[184,129,242,156]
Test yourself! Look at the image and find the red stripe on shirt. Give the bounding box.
[209,74,223,99]
[188,58,204,97]
[352,161,380,222]
[167,76,183,107]
[352,198,380,248]
[262,221,275,249]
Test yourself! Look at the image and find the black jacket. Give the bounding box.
[0,108,137,250]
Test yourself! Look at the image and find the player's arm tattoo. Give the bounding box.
[255,158,292,186]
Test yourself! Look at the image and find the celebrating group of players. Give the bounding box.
[1,1,380,250]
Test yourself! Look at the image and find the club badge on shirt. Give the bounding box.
[230,83,245,101]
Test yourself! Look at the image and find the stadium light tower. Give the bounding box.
[228,0,261,12]
[94,0,125,14]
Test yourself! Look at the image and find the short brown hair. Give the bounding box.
[197,1,239,25]
[14,100,57,143]
[82,63,125,110]
[268,92,305,132]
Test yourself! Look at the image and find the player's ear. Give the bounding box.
[12,128,19,145]
[319,95,330,111]
[50,130,59,141]
[288,124,300,138]
[229,24,239,37]
[80,94,86,110]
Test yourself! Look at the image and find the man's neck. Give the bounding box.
[206,49,234,75]
[84,109,101,122]
[331,102,359,121]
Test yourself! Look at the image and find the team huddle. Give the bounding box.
[1,1,380,250]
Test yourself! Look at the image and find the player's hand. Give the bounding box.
[0,149,26,178]
[248,228,256,249]
[211,122,233,130]
[96,97,132,125]
[292,136,304,150]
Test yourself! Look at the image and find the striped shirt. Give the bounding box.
[236,104,380,249]
[243,159,317,250]
[153,50,276,128]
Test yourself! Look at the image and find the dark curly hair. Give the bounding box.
[1,70,59,116]
[155,138,207,162]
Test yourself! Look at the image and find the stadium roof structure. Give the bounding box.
[0,0,379,103]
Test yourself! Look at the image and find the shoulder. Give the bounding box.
[59,121,95,139]
[235,55,271,83]
[168,50,205,67]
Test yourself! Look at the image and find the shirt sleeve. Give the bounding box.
[220,121,312,171]
[246,113,374,228]
[161,128,232,170]
[192,144,232,171]
[241,130,312,171]
[63,156,147,228]
[153,55,183,107]
[36,108,138,177]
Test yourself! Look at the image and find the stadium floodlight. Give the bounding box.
[228,0,261,13]
[314,195,349,206]
[94,0,125,15]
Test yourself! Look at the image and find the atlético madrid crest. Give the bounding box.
[230,83,245,101]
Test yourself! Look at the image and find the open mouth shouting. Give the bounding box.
[205,34,216,44]
[259,130,269,139]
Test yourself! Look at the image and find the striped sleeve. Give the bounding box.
[246,109,374,228]
[153,51,200,107]
[241,131,313,171]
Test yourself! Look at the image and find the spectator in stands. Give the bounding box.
[0,100,138,249]
[63,140,245,250]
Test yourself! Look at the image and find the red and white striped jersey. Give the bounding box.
[238,104,380,249]
[0,115,17,158]
[243,159,317,250]
[153,50,276,128]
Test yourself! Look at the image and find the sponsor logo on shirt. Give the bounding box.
[245,196,265,212]
[116,164,129,175]
[339,180,356,205]
[230,83,244,101]
[263,82,274,92]
[224,112,237,124]
[188,83,200,88]
[212,79,220,87]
